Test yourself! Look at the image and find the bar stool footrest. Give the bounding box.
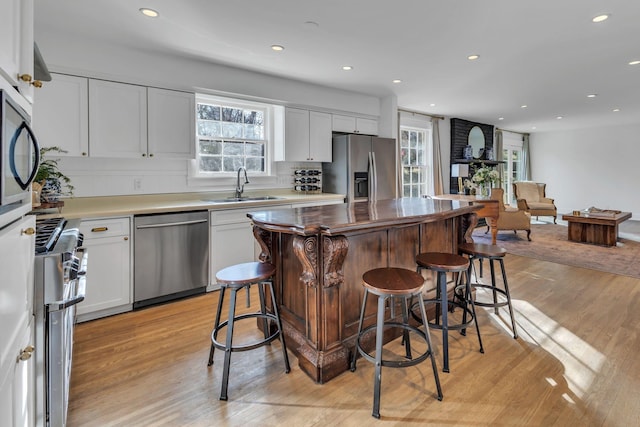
[413,298,475,331]
[354,322,432,369]
[212,312,281,352]
[470,284,509,308]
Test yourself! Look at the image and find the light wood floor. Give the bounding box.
[68,255,640,426]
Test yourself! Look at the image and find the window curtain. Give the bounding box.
[431,118,444,195]
[494,129,504,185]
[522,133,531,180]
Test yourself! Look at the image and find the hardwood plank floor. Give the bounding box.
[68,255,640,426]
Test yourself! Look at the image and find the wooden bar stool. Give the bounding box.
[414,252,484,373]
[207,262,290,400]
[458,243,518,339]
[351,267,443,419]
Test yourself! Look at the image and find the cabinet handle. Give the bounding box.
[18,73,33,83]
[124,236,129,241]
[32,80,43,88]
[91,227,109,232]
[149,153,154,157]
[21,227,35,236]
[142,153,146,157]
[82,152,87,156]
[17,345,35,362]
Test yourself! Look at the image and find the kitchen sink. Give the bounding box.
[203,196,284,203]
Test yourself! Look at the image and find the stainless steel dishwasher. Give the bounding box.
[134,211,209,308]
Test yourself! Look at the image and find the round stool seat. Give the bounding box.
[458,243,507,259]
[216,261,276,286]
[363,267,425,296]
[416,252,469,272]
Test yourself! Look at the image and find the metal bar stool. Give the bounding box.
[413,252,484,373]
[207,261,290,400]
[351,267,443,419]
[458,243,518,339]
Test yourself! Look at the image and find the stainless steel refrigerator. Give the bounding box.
[322,134,397,202]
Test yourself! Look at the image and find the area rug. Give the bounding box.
[471,223,640,279]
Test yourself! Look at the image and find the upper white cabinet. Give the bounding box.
[147,87,195,159]
[33,74,196,159]
[278,108,331,162]
[33,73,89,156]
[89,79,148,158]
[332,114,378,135]
[0,0,34,102]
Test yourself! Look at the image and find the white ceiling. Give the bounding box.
[34,0,640,133]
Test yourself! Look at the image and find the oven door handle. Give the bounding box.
[48,275,86,312]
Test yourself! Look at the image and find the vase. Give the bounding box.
[477,183,490,199]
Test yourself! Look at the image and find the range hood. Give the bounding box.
[34,42,52,82]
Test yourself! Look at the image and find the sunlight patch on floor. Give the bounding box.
[511,299,605,399]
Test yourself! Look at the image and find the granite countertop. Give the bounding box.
[33,190,345,219]
[249,197,480,235]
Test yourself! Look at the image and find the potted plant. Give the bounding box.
[34,146,74,203]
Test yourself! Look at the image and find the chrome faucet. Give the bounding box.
[235,167,249,198]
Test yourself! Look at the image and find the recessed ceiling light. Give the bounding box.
[587,94,597,98]
[467,54,480,61]
[392,79,402,84]
[521,105,528,108]
[592,14,609,23]
[556,116,563,120]
[139,8,159,18]
[629,60,640,65]
[271,45,284,51]
[498,117,504,121]
[613,108,621,112]
[531,126,537,130]
[429,103,436,107]
[342,66,353,71]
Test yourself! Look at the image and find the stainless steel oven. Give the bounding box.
[1,89,40,224]
[33,218,86,427]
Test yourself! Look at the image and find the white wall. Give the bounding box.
[35,31,387,197]
[530,123,640,218]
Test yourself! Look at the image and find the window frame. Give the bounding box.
[399,122,433,198]
[502,133,524,205]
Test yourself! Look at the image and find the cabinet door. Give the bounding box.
[89,80,148,158]
[77,218,131,321]
[147,88,196,159]
[284,107,311,161]
[331,114,356,133]
[309,111,332,162]
[209,221,255,290]
[33,74,89,156]
[0,0,33,100]
[356,117,378,136]
[0,216,36,427]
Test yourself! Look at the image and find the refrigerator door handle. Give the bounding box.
[370,151,378,201]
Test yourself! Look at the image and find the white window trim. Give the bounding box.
[399,115,433,197]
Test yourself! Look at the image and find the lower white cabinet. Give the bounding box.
[77,217,132,321]
[0,215,36,427]
[209,205,291,291]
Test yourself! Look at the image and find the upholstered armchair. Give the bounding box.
[487,188,532,241]
[513,181,557,223]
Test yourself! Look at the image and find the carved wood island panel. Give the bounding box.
[248,198,479,383]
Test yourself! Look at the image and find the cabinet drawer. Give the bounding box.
[80,217,130,238]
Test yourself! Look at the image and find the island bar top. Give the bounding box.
[247,197,481,236]
[247,198,481,383]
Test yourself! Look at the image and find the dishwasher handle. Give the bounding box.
[135,219,208,229]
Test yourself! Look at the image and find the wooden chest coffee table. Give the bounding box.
[561,211,632,246]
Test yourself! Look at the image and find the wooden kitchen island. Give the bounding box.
[248,198,480,383]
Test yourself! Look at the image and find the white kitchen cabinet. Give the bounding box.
[0,215,36,427]
[209,205,291,291]
[278,108,331,162]
[332,114,378,135]
[33,73,89,156]
[89,79,148,158]
[147,87,196,159]
[77,217,132,322]
[0,0,34,102]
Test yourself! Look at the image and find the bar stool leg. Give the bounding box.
[267,280,291,372]
[208,286,227,366]
[351,289,369,371]
[489,259,499,314]
[257,282,270,341]
[401,297,412,359]
[464,270,484,354]
[416,292,443,401]
[220,287,239,401]
[438,270,450,373]
[499,259,518,339]
[372,294,387,419]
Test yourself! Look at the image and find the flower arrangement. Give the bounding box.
[471,165,499,186]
